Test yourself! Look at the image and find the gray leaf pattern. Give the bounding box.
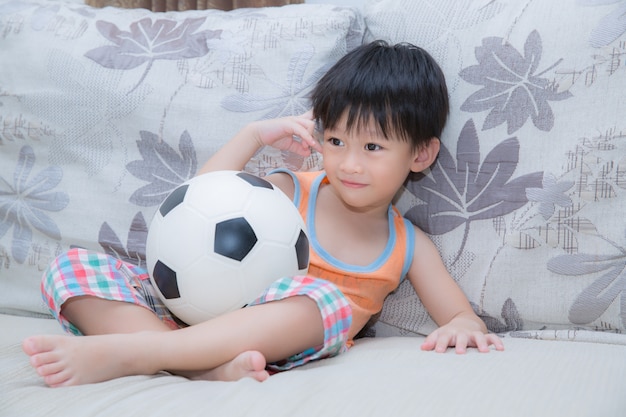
[99,211,148,268]
[460,30,573,134]
[405,119,543,262]
[542,130,626,329]
[85,17,221,92]
[126,130,197,207]
[221,43,329,119]
[578,0,626,47]
[548,237,626,328]
[471,298,524,333]
[526,173,574,220]
[0,146,69,264]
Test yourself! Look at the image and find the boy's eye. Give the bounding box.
[329,137,343,146]
[365,143,382,151]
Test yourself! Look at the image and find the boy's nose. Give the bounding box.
[340,150,363,173]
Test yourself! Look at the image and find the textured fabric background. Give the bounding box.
[365,0,626,337]
[0,0,363,316]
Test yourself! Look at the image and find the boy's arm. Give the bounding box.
[407,225,504,353]
[197,113,320,176]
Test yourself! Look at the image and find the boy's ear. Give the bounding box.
[410,137,440,173]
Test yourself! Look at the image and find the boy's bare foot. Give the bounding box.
[22,334,269,387]
[177,351,269,382]
[22,334,151,387]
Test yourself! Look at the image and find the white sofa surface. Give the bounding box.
[3,315,626,417]
[2,0,626,415]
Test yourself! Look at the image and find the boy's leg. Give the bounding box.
[23,294,323,387]
[61,296,172,335]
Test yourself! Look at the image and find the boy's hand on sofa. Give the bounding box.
[421,315,504,354]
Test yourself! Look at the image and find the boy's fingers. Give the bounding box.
[472,333,491,353]
[434,334,451,353]
[487,334,505,351]
[454,333,468,354]
[420,332,438,351]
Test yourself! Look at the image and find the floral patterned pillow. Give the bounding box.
[365,0,626,337]
[0,0,363,317]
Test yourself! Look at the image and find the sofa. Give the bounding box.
[1,0,625,415]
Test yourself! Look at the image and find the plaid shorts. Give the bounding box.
[249,275,352,371]
[42,248,352,370]
[41,248,183,335]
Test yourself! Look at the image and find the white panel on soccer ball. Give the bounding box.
[245,189,305,242]
[184,174,252,222]
[156,208,211,269]
[177,256,246,321]
[243,242,307,302]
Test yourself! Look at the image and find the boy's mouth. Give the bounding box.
[340,179,367,188]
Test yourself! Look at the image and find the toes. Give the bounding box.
[43,370,73,388]
[22,335,62,356]
[30,350,60,367]
[245,351,267,373]
[22,335,77,387]
[242,352,269,382]
[252,369,270,382]
[34,358,65,377]
[22,336,44,356]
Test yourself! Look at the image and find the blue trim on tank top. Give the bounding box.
[269,169,412,279]
[307,172,397,274]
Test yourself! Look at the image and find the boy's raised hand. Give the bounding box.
[251,111,322,156]
[197,111,321,175]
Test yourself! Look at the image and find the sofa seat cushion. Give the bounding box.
[2,314,626,417]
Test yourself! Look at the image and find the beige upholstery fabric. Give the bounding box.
[2,315,626,417]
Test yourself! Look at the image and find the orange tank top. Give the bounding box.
[275,170,415,339]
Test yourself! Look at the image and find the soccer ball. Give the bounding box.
[145,170,309,325]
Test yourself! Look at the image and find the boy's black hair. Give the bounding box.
[311,40,449,151]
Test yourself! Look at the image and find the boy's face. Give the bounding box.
[321,113,421,213]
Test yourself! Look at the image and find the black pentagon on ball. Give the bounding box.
[295,229,309,270]
[152,260,181,299]
[236,172,273,190]
[214,217,258,261]
[159,184,189,217]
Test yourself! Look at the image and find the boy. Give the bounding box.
[23,41,503,387]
